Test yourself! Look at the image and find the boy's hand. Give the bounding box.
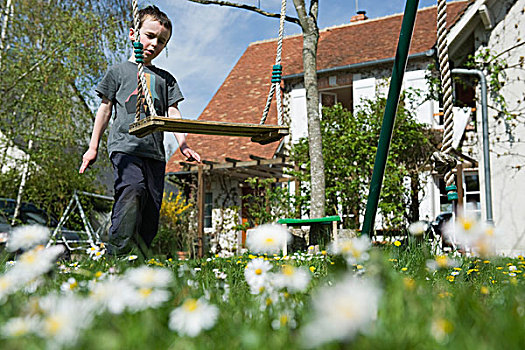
[79,148,98,174]
[181,146,201,163]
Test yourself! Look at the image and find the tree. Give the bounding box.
[0,0,130,218]
[291,92,438,230]
[187,0,326,218]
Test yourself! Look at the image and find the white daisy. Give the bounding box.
[86,245,106,261]
[329,236,371,265]
[127,288,171,312]
[89,278,136,315]
[1,316,40,337]
[10,245,65,284]
[60,278,79,293]
[213,269,227,280]
[7,224,49,252]
[408,221,429,236]
[470,223,499,257]
[0,273,19,303]
[301,275,382,348]
[168,298,219,337]
[37,293,96,349]
[124,266,173,289]
[274,265,311,293]
[246,224,291,254]
[244,258,273,295]
[445,213,483,248]
[426,255,459,271]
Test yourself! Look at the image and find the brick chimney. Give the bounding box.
[351,10,368,22]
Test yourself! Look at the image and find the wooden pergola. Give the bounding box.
[166,155,294,257]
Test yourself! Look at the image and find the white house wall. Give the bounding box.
[403,70,437,126]
[0,130,28,174]
[472,0,525,255]
[205,174,243,235]
[352,76,376,111]
[289,88,308,143]
[419,171,438,221]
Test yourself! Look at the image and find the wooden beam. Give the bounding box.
[249,154,267,161]
[233,167,279,179]
[182,156,291,172]
[457,163,464,209]
[225,157,242,164]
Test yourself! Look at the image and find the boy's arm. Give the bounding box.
[168,104,201,163]
[79,97,113,174]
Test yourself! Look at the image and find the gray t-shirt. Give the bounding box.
[96,61,184,162]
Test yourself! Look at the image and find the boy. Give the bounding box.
[79,6,200,256]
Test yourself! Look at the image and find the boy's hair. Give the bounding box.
[137,5,172,38]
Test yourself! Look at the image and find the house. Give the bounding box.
[0,130,29,174]
[167,0,525,254]
[442,0,525,255]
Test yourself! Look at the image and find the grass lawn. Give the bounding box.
[1,231,525,349]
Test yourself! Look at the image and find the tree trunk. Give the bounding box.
[0,0,13,70]
[186,0,327,219]
[409,172,420,222]
[293,0,325,218]
[12,121,35,225]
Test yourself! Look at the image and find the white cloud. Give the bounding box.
[156,1,248,118]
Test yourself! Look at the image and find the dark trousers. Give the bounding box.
[108,152,165,256]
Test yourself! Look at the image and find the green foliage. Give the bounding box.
[152,193,196,257]
[0,0,130,219]
[427,47,513,120]
[241,177,301,227]
[465,48,509,114]
[291,94,438,230]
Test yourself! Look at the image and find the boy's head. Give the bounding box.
[137,5,172,41]
[129,6,172,65]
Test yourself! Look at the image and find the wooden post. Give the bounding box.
[294,164,301,218]
[332,220,338,242]
[456,164,464,212]
[282,224,288,257]
[197,165,205,258]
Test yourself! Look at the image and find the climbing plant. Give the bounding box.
[291,93,438,231]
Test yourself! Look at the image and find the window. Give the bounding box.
[320,92,337,107]
[463,171,481,219]
[204,193,213,228]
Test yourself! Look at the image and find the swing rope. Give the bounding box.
[436,0,458,201]
[127,2,289,144]
[131,0,158,122]
[259,0,286,126]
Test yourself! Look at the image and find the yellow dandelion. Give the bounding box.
[403,277,415,290]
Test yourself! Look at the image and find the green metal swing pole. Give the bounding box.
[361,0,420,237]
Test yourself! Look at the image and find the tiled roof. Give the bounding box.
[166,1,469,174]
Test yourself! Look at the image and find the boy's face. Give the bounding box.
[129,17,171,65]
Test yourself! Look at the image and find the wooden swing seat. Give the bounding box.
[129,116,289,145]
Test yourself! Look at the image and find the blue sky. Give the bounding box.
[154,0,444,119]
[152,0,452,152]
